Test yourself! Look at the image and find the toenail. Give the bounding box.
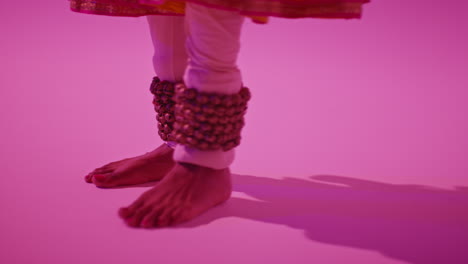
[94,174,106,181]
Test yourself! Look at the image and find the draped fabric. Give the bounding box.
[69,0,371,24]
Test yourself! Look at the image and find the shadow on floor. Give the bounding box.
[178,174,468,264]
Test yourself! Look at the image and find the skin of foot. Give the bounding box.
[118,162,232,228]
[85,143,176,188]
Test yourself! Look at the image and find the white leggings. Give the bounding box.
[146,2,245,170]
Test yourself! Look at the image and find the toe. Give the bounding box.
[119,198,145,220]
[140,209,161,228]
[93,174,108,181]
[84,174,93,183]
[127,206,152,228]
[92,166,114,175]
[92,173,116,188]
[118,207,133,219]
[156,207,176,227]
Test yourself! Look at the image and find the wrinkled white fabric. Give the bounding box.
[146,2,245,169]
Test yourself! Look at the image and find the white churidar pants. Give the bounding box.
[146,2,245,170]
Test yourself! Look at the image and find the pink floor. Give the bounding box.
[1,1,467,263]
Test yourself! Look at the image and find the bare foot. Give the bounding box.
[118,162,232,228]
[85,143,176,188]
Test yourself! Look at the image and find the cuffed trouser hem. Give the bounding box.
[173,145,235,170]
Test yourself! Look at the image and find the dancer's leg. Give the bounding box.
[147,14,187,83]
[147,14,188,148]
[84,15,188,187]
[173,1,245,170]
[119,3,246,227]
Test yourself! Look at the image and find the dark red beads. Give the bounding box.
[150,76,176,142]
[171,82,251,151]
[164,113,174,123]
[196,95,209,104]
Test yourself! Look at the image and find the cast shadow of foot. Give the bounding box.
[177,173,468,264]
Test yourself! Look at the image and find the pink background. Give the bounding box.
[1,0,467,263]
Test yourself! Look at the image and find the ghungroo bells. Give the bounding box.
[172,83,251,151]
[149,76,176,141]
